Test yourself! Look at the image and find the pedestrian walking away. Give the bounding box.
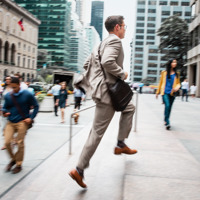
[181,79,189,102]
[1,75,12,150]
[69,15,137,188]
[74,86,85,110]
[51,80,61,116]
[156,59,181,130]
[55,82,68,123]
[2,77,39,174]
[190,83,197,99]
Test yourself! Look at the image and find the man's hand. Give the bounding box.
[23,118,32,124]
[124,72,128,80]
[3,112,10,117]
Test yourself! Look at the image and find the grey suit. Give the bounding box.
[77,34,135,170]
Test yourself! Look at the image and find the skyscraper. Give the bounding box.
[90,1,104,41]
[130,0,191,84]
[14,0,71,69]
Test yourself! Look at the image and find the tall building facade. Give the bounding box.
[187,0,200,97]
[90,1,104,41]
[85,26,101,53]
[0,0,40,81]
[130,0,191,84]
[14,0,71,69]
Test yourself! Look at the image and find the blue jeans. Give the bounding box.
[163,94,175,126]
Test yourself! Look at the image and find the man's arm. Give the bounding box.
[101,38,126,80]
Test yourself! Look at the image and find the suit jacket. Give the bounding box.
[74,34,125,105]
[156,70,181,96]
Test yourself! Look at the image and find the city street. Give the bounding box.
[0,94,200,200]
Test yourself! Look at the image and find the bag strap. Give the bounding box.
[98,42,107,80]
[11,93,26,119]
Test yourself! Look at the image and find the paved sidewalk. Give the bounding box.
[1,94,200,200]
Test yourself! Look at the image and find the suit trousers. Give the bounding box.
[77,101,135,170]
[4,121,28,166]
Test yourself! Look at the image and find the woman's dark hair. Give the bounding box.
[105,15,124,32]
[166,59,178,79]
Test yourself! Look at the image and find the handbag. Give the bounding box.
[98,45,133,112]
[11,93,34,129]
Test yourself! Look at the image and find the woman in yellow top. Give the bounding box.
[156,59,181,130]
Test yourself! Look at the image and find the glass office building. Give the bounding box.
[14,0,71,69]
[130,0,191,84]
[91,1,104,41]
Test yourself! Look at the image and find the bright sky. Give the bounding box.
[85,0,136,77]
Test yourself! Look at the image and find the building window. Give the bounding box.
[148,9,156,13]
[137,23,144,27]
[136,29,144,33]
[134,71,142,76]
[138,0,145,5]
[24,44,26,51]
[23,57,26,67]
[147,23,155,27]
[28,58,30,68]
[18,42,21,49]
[136,41,144,45]
[146,42,155,45]
[173,11,182,16]
[136,35,144,39]
[148,56,157,60]
[137,9,145,13]
[149,49,158,53]
[148,70,157,75]
[159,1,167,5]
[17,55,20,67]
[181,2,189,6]
[147,36,155,40]
[148,63,157,68]
[135,60,143,64]
[135,47,143,51]
[135,66,143,70]
[32,60,35,69]
[148,1,157,5]
[135,54,143,58]
[137,16,145,21]
[147,29,155,34]
[148,17,156,21]
[185,12,191,16]
[162,11,170,15]
[170,1,178,6]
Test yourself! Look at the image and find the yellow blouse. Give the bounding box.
[156,70,181,96]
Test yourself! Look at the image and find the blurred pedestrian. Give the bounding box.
[3,77,39,174]
[74,86,85,110]
[1,76,12,150]
[69,15,137,188]
[51,80,61,116]
[156,59,181,130]
[132,82,139,91]
[25,81,35,95]
[190,83,197,99]
[14,73,28,90]
[56,82,68,123]
[181,79,189,102]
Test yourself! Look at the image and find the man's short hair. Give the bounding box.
[14,73,22,79]
[11,77,20,84]
[55,80,60,84]
[105,15,124,32]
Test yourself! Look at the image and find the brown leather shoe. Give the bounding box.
[5,160,16,172]
[69,169,87,188]
[114,146,138,155]
[12,165,22,174]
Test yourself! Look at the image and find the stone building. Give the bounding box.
[0,0,40,81]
